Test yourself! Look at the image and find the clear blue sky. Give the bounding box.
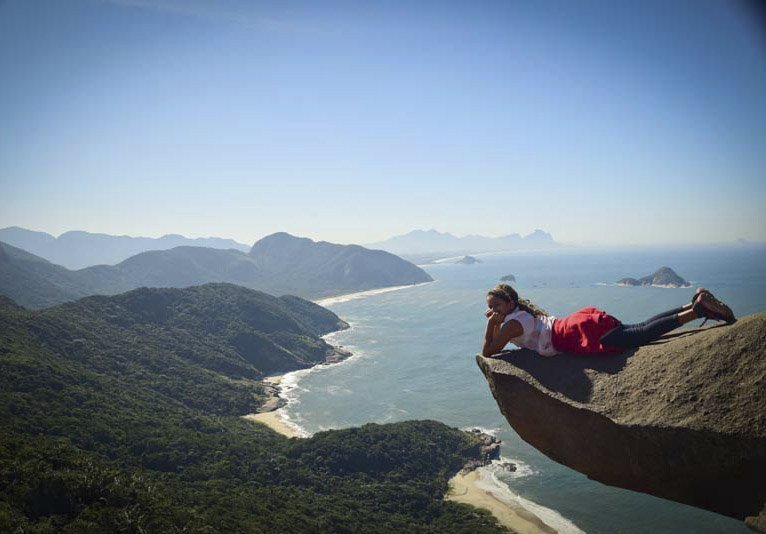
[1,0,764,246]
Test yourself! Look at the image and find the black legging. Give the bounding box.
[599,306,685,348]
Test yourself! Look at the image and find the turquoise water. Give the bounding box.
[282,245,765,533]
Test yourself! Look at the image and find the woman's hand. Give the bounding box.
[487,311,505,325]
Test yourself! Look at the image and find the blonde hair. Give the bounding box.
[487,284,548,318]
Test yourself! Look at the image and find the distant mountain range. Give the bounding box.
[0,227,250,269]
[0,232,432,309]
[366,229,560,261]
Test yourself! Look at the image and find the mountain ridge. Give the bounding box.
[0,226,251,269]
[0,233,432,309]
[366,228,560,259]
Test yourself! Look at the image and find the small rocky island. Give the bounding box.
[616,266,690,288]
[456,255,481,265]
[500,274,516,282]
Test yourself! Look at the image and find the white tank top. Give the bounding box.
[502,309,560,357]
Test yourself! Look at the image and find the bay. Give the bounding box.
[283,245,765,533]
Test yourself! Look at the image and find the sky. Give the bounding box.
[1,0,765,247]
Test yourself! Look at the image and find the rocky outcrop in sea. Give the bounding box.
[616,266,690,288]
[476,313,766,531]
[460,428,502,472]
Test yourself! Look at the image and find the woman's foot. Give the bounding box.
[692,291,737,324]
[690,287,710,305]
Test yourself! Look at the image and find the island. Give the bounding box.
[616,266,691,288]
[500,274,516,282]
[456,255,481,265]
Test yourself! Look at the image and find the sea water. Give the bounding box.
[282,245,765,533]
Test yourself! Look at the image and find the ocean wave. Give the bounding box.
[474,465,584,534]
[597,281,694,289]
[493,456,537,479]
[313,281,433,307]
[459,425,502,437]
[271,323,373,437]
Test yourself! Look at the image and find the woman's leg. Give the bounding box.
[601,307,698,348]
[633,304,690,327]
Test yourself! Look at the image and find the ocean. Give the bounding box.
[279,245,765,533]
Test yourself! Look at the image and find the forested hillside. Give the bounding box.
[0,233,432,309]
[0,284,501,532]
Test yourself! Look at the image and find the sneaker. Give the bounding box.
[690,287,710,306]
[693,291,737,325]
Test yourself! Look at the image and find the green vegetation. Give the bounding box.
[0,284,503,532]
[0,232,432,309]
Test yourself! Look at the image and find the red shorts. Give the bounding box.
[551,307,623,354]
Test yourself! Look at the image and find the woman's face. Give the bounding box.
[486,295,513,316]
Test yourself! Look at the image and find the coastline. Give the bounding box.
[242,373,306,438]
[242,280,431,437]
[243,409,300,438]
[446,469,556,534]
[249,372,568,533]
[313,281,433,307]
[249,378,568,534]
[245,282,582,533]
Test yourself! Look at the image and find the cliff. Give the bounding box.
[476,313,766,531]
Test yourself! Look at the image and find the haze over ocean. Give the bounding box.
[280,245,765,533]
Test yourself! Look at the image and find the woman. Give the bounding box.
[482,284,736,357]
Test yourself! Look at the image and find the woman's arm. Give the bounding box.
[482,314,523,357]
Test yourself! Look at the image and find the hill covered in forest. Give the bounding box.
[0,284,501,531]
[0,232,432,309]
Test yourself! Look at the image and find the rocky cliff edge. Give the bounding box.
[477,313,766,531]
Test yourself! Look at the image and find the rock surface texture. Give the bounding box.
[477,313,766,531]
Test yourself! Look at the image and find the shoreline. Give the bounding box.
[446,469,556,534]
[243,319,574,532]
[244,280,432,436]
[242,409,301,438]
[313,281,433,307]
[242,373,306,438]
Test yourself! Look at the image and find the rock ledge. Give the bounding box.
[477,313,766,530]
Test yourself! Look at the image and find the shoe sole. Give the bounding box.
[699,292,736,323]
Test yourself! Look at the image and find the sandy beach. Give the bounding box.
[446,470,556,534]
[251,364,558,530]
[243,410,300,438]
[313,281,432,307]
[242,374,303,438]
[262,374,284,386]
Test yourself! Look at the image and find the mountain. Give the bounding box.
[366,228,559,259]
[0,226,250,269]
[0,285,501,531]
[0,233,432,309]
[477,314,766,529]
[246,232,432,296]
